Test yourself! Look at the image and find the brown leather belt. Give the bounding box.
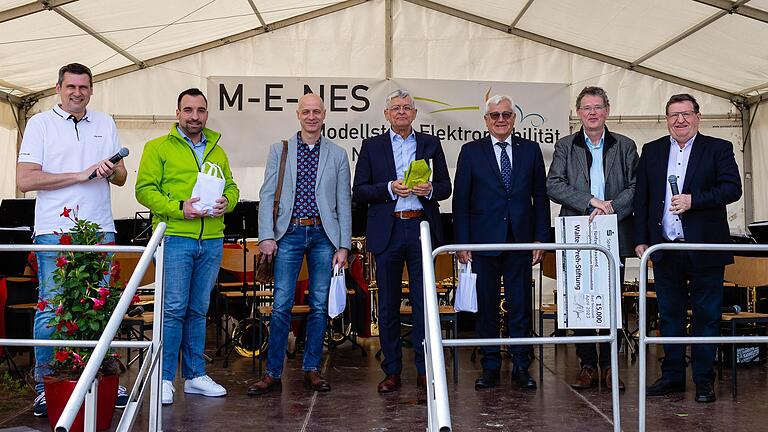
[393,210,425,219]
[291,216,322,226]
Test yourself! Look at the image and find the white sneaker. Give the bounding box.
[184,375,227,397]
[162,380,175,405]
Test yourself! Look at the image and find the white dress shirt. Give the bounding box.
[662,134,695,241]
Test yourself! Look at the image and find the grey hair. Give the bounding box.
[484,94,515,114]
[385,89,415,109]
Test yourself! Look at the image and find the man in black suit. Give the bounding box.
[453,94,550,390]
[634,93,742,403]
[353,89,452,393]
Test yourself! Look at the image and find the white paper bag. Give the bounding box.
[328,265,347,318]
[191,161,226,215]
[454,261,477,313]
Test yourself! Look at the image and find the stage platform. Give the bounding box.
[1,324,767,431]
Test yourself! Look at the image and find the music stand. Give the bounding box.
[219,201,264,370]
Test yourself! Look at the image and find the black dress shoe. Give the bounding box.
[695,382,716,403]
[474,369,500,390]
[646,378,685,396]
[513,368,537,389]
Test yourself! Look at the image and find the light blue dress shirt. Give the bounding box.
[387,129,424,212]
[585,131,605,201]
[177,125,207,165]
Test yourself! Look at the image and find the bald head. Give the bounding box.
[297,93,326,138]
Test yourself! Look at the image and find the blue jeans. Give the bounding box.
[266,224,335,379]
[161,236,223,381]
[33,232,115,392]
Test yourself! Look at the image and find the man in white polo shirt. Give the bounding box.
[16,63,127,417]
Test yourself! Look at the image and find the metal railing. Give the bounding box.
[637,243,768,432]
[419,221,622,432]
[0,222,166,432]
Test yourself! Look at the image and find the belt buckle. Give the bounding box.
[396,211,409,220]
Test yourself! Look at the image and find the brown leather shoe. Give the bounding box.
[304,371,331,392]
[247,374,281,396]
[601,367,626,391]
[416,374,427,390]
[571,366,598,389]
[377,374,402,393]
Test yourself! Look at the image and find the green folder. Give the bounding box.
[403,159,432,188]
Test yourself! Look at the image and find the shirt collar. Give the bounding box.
[583,130,605,149]
[177,125,206,146]
[670,133,696,150]
[490,134,512,147]
[297,131,321,148]
[54,104,90,123]
[389,128,415,142]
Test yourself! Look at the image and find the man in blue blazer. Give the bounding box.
[353,89,452,393]
[453,94,550,390]
[634,94,742,403]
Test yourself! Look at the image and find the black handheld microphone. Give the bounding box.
[667,175,680,196]
[89,147,129,180]
[127,305,144,317]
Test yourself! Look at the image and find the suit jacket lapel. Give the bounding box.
[415,132,425,161]
[288,136,298,187]
[509,137,521,191]
[572,132,590,183]
[482,137,505,186]
[603,140,618,182]
[316,136,329,187]
[384,131,398,180]
[682,134,705,192]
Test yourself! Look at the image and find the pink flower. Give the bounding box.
[37,299,49,311]
[92,297,105,310]
[60,207,71,218]
[98,287,110,300]
[56,256,69,268]
[59,234,73,245]
[72,352,83,365]
[56,303,63,315]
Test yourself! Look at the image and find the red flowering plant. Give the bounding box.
[36,206,137,378]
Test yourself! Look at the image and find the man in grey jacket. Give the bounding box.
[546,86,638,391]
[248,93,352,395]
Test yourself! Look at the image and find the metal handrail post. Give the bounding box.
[419,222,451,431]
[55,222,166,432]
[637,243,768,432]
[84,380,98,432]
[423,228,621,432]
[149,236,165,432]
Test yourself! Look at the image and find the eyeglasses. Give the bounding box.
[387,105,414,113]
[578,105,606,112]
[486,111,514,120]
[666,111,698,120]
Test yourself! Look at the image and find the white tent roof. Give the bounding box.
[0,0,766,223]
[2,0,768,106]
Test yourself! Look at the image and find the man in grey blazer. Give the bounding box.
[546,86,638,391]
[248,93,352,396]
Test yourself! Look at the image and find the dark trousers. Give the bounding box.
[653,250,724,385]
[375,217,425,375]
[575,264,625,369]
[474,250,533,372]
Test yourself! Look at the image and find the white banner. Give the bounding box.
[555,215,622,329]
[207,77,569,168]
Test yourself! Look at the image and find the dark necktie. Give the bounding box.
[496,141,512,193]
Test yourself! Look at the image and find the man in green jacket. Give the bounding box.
[135,88,239,405]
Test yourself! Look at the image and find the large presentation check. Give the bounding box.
[555,215,622,329]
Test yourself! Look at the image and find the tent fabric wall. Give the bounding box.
[752,101,768,222]
[0,101,18,200]
[3,0,757,229]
